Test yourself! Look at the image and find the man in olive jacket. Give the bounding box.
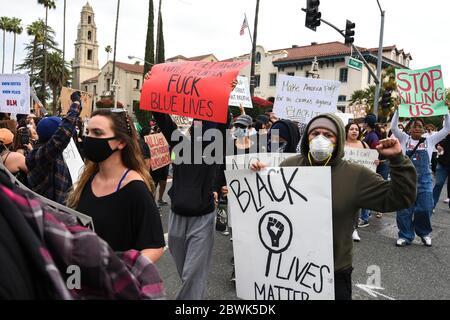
[251,113,417,300]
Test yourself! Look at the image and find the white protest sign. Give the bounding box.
[0,74,30,114]
[344,147,378,172]
[228,76,253,109]
[171,114,193,127]
[63,139,84,185]
[273,75,340,125]
[225,153,297,171]
[225,167,334,300]
[225,153,297,228]
[335,113,354,126]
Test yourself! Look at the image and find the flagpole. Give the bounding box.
[244,13,253,45]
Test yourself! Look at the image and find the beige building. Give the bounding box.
[72,2,100,90]
[81,61,144,114]
[224,41,411,112]
[166,53,218,63]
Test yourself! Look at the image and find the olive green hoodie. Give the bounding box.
[280,114,417,273]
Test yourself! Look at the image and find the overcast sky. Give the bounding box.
[2,0,449,83]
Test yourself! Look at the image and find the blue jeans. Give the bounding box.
[396,192,433,242]
[360,208,371,223]
[377,161,390,180]
[433,163,450,207]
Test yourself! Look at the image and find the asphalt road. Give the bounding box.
[155,180,450,300]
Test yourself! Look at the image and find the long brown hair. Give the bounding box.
[66,109,155,208]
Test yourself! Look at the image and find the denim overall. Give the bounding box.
[396,139,433,242]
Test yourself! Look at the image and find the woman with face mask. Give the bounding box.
[231,115,256,153]
[66,109,165,263]
[345,123,370,242]
[248,114,417,300]
[391,109,450,248]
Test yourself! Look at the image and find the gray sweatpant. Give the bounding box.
[168,210,215,300]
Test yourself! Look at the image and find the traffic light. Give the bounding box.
[305,0,321,31]
[381,90,392,109]
[344,20,356,45]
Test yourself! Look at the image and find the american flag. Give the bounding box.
[240,17,248,36]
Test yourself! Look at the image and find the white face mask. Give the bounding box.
[309,135,335,162]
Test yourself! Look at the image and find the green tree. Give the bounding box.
[17,23,58,106]
[0,16,12,73]
[105,45,112,62]
[46,50,71,114]
[38,0,57,108]
[155,0,165,63]
[26,19,46,82]
[9,17,23,73]
[136,0,155,129]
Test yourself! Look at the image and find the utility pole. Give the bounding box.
[373,0,385,117]
[112,0,120,105]
[249,0,260,97]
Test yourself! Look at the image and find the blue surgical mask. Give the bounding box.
[233,127,247,139]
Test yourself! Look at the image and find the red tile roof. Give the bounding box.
[274,41,362,62]
[166,53,217,62]
[186,53,217,61]
[81,75,99,84]
[115,61,144,74]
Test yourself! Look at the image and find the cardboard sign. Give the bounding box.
[145,133,171,170]
[170,114,193,127]
[60,87,93,119]
[225,167,334,300]
[228,75,253,109]
[344,147,378,172]
[396,65,447,118]
[346,103,367,119]
[63,139,84,185]
[273,75,340,125]
[140,61,249,124]
[0,74,30,114]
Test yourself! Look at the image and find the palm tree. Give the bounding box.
[38,0,56,107]
[26,19,46,83]
[0,16,12,73]
[105,45,112,62]
[47,50,70,114]
[62,0,66,88]
[9,17,23,73]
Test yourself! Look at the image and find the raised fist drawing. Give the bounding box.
[267,217,284,247]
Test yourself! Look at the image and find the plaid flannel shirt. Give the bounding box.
[26,103,80,204]
[0,184,165,300]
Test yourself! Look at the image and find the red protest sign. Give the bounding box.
[145,133,171,171]
[140,61,249,124]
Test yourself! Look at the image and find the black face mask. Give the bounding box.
[83,136,118,163]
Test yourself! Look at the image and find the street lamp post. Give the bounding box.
[373,0,385,117]
[128,55,154,66]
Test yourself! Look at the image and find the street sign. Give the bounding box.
[346,56,363,71]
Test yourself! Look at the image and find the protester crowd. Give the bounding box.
[1,78,450,301]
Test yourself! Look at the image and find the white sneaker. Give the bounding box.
[421,236,432,247]
[396,238,409,247]
[352,230,361,242]
[444,198,450,204]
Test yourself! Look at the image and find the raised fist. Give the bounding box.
[267,217,284,248]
